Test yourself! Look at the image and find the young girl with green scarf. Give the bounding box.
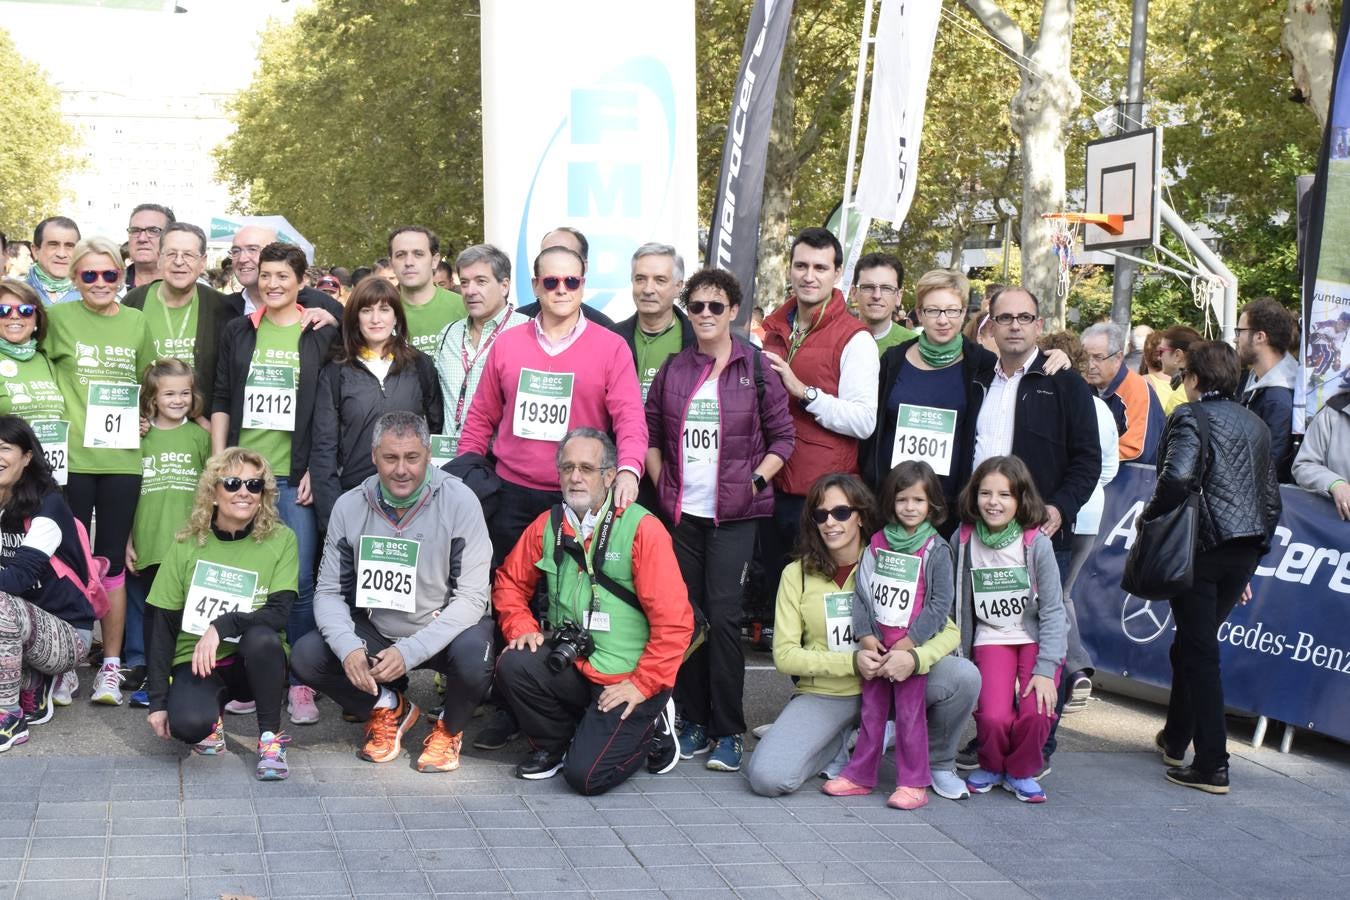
[951,455,1068,804]
[823,461,954,810]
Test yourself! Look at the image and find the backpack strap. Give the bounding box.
[549,504,642,613]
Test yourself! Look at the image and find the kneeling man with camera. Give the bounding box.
[495,427,693,794]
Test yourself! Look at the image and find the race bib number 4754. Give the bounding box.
[182,560,260,640]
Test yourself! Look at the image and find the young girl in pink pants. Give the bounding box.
[952,456,1067,804]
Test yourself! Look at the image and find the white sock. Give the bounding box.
[103,656,121,669]
[373,688,397,710]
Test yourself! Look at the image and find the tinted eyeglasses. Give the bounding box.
[686,300,728,316]
[540,275,583,292]
[810,505,858,525]
[220,476,265,495]
[0,304,36,319]
[79,270,120,285]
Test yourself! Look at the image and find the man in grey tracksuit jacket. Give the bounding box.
[291,430,495,751]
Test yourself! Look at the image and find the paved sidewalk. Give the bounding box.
[4,671,1349,899]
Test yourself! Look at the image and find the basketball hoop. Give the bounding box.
[1044,213,1082,300]
[1190,272,1225,335]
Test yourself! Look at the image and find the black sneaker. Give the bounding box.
[27,673,55,726]
[120,665,147,693]
[1155,730,1185,767]
[473,707,521,750]
[1063,670,1092,713]
[647,697,678,774]
[516,748,564,780]
[1166,764,1229,795]
[955,738,979,771]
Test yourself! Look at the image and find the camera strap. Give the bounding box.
[549,499,642,622]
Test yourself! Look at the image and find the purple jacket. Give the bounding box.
[645,339,795,524]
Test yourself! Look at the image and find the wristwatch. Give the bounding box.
[802,386,820,407]
[751,473,767,493]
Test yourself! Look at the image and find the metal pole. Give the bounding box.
[1160,201,1238,340]
[839,0,877,257]
[1109,0,1150,335]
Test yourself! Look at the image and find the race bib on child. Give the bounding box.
[32,420,69,485]
[84,383,140,449]
[243,364,297,431]
[971,565,1030,630]
[512,368,573,441]
[429,434,458,469]
[823,591,859,653]
[871,549,921,628]
[356,536,419,612]
[182,560,259,640]
[891,404,957,475]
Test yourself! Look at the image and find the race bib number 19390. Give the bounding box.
[512,368,573,441]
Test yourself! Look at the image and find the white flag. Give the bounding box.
[855,0,941,228]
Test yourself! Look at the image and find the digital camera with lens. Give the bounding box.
[546,620,596,673]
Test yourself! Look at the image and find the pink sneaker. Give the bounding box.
[821,776,871,797]
[288,686,319,725]
[224,700,256,715]
[887,786,929,810]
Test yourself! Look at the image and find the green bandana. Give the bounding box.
[30,263,73,297]
[975,519,1023,550]
[379,469,432,509]
[883,521,938,554]
[917,331,962,368]
[0,338,37,362]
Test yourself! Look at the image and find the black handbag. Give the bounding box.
[1120,404,1210,600]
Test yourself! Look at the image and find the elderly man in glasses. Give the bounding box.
[223,224,343,323]
[123,203,175,293]
[493,427,693,793]
[1082,320,1166,465]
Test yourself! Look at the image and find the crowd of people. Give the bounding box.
[0,204,1341,811]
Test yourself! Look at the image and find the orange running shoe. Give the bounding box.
[358,693,420,763]
[416,719,463,773]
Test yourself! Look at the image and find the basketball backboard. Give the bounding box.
[1084,127,1161,251]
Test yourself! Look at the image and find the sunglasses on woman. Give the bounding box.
[0,304,36,319]
[79,270,121,285]
[686,300,728,316]
[220,476,265,495]
[540,275,583,291]
[811,505,857,524]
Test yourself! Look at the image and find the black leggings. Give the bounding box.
[166,625,288,740]
[65,472,141,578]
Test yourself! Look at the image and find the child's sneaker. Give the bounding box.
[21,671,55,725]
[965,767,1001,794]
[256,731,291,780]
[129,689,150,708]
[193,717,226,755]
[224,700,256,715]
[821,776,871,797]
[52,670,77,706]
[89,661,123,705]
[887,786,928,810]
[0,710,29,751]
[1002,773,1047,803]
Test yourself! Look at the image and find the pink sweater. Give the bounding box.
[458,320,648,491]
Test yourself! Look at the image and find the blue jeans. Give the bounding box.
[276,477,317,686]
[123,567,155,669]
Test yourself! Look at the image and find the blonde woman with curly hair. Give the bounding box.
[142,447,299,780]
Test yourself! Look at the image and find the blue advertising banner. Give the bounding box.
[1076,464,1350,742]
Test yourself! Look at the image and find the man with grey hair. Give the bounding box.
[493,427,693,793]
[124,203,175,292]
[123,222,236,397]
[615,242,693,402]
[430,243,530,460]
[1082,321,1165,464]
[1124,324,1153,373]
[224,223,343,321]
[292,410,495,773]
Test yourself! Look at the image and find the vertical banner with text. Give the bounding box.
[481,1,698,321]
[706,0,795,328]
[1300,0,1350,427]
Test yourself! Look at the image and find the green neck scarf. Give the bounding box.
[31,263,73,297]
[883,520,937,554]
[379,469,432,510]
[975,519,1023,550]
[0,338,37,362]
[917,331,962,368]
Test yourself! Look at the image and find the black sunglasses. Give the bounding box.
[220,476,265,495]
[79,270,120,285]
[540,275,583,291]
[686,300,728,316]
[0,304,36,319]
[810,505,858,525]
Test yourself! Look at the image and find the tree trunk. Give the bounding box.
[1284,0,1336,130]
[755,27,798,313]
[962,0,1081,328]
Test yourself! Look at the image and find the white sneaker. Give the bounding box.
[89,662,123,706]
[52,671,77,706]
[930,768,971,801]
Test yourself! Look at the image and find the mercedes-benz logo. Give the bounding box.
[1121,594,1173,645]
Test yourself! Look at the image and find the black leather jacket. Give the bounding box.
[1143,397,1281,553]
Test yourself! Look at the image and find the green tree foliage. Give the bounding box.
[0,27,80,240]
[215,0,482,266]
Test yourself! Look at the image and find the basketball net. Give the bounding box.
[1049,214,1080,300]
